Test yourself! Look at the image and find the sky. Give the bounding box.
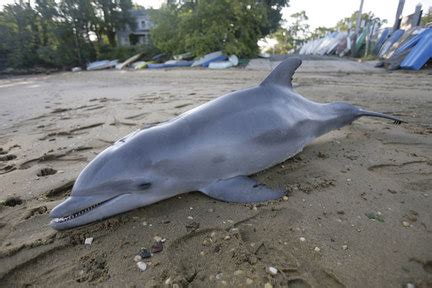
[1,0,432,30]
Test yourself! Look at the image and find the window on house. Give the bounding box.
[140,20,146,29]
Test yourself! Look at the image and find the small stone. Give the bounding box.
[402,221,410,227]
[264,283,273,288]
[136,261,147,271]
[133,255,142,262]
[248,255,258,264]
[299,237,306,242]
[165,277,172,285]
[200,251,205,256]
[187,216,194,220]
[153,236,162,242]
[202,239,211,246]
[405,283,415,288]
[252,206,258,211]
[224,235,231,240]
[314,247,321,252]
[233,270,244,276]
[208,208,214,212]
[84,237,93,245]
[246,278,254,285]
[282,196,289,201]
[140,249,152,259]
[216,273,223,280]
[172,284,180,288]
[342,245,348,250]
[221,280,227,285]
[186,221,200,232]
[151,241,163,253]
[267,266,278,275]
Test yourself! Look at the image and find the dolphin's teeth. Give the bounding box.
[55,198,114,224]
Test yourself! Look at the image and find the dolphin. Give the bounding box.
[50,58,403,230]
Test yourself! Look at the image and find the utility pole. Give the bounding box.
[353,0,364,57]
[355,0,365,36]
[393,0,405,31]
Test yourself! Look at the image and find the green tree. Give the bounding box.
[308,26,333,40]
[421,8,432,25]
[93,0,134,47]
[335,11,386,32]
[0,1,40,68]
[150,0,289,57]
[266,10,310,54]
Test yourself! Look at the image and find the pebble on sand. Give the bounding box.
[151,241,164,253]
[233,270,244,276]
[140,248,152,259]
[153,236,162,242]
[136,261,147,271]
[264,283,273,288]
[133,255,142,262]
[283,196,289,201]
[402,221,410,227]
[246,278,253,285]
[299,237,306,242]
[84,237,93,245]
[267,266,278,275]
[342,245,348,250]
[314,247,321,252]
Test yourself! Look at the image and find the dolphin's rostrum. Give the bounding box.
[50,58,404,230]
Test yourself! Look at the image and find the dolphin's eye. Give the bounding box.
[138,182,152,190]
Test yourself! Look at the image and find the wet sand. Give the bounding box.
[0,59,431,287]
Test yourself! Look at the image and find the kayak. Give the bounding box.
[400,28,432,70]
[191,51,227,67]
[147,60,193,69]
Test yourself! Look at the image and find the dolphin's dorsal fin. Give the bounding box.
[260,58,302,88]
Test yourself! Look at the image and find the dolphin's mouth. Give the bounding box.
[51,195,120,224]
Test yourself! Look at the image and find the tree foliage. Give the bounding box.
[0,0,136,69]
[150,0,289,57]
[265,10,309,54]
[420,8,432,25]
[335,11,387,32]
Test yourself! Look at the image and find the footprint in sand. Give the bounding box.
[424,261,432,274]
[368,161,431,176]
[37,168,57,177]
[1,196,23,207]
[44,180,75,199]
[163,208,344,287]
[0,154,17,161]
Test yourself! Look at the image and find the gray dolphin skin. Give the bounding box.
[50,58,404,230]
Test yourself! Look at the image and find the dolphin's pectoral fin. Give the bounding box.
[201,176,285,203]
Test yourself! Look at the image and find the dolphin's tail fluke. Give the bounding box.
[358,109,405,125]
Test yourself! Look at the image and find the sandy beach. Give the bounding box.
[0,58,431,287]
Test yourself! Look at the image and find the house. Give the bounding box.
[117,9,154,46]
